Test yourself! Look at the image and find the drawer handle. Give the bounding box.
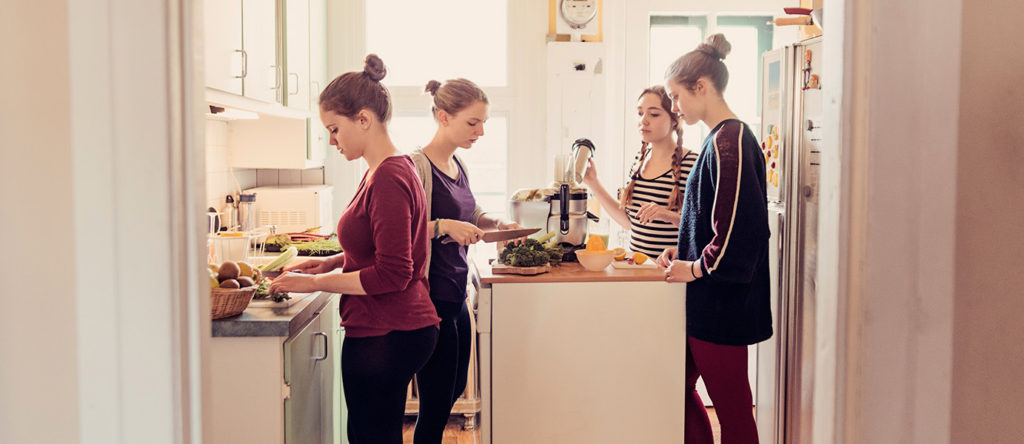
[313,332,328,361]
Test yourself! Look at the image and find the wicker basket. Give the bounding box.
[211,286,258,319]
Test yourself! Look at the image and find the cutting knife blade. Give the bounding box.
[440,227,541,244]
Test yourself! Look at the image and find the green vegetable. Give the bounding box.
[253,279,291,302]
[261,246,298,272]
[499,238,564,267]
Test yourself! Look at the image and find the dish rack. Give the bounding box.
[208,225,275,265]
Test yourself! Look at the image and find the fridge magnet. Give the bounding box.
[807,74,821,89]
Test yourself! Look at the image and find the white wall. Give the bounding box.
[0,2,80,442]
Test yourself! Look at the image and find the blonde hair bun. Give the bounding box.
[363,54,387,82]
[699,33,732,60]
[424,80,442,96]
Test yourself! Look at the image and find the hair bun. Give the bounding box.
[424,80,441,96]
[362,54,387,82]
[700,33,732,60]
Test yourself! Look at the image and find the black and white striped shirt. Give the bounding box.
[625,151,698,257]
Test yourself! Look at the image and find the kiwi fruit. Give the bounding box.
[218,261,241,281]
[236,276,255,288]
[219,279,240,289]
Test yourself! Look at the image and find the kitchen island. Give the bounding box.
[476,261,686,444]
[210,291,345,444]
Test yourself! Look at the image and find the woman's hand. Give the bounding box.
[268,272,319,295]
[496,221,525,248]
[283,254,342,275]
[656,247,677,268]
[664,260,697,283]
[442,219,486,246]
[635,202,676,225]
[581,158,599,187]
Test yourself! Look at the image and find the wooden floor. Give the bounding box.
[400,408,724,444]
[402,415,480,444]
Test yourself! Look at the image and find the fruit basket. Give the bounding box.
[210,286,258,319]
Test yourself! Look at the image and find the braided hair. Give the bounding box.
[619,86,687,212]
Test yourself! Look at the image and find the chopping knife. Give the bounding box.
[441,227,541,245]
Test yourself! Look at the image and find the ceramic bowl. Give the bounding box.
[575,250,615,271]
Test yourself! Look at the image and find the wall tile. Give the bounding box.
[301,167,325,185]
[279,169,302,185]
[256,169,279,186]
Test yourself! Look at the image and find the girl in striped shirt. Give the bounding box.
[582,86,697,257]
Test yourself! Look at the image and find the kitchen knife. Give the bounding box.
[441,227,541,244]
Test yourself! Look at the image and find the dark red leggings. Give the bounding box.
[685,336,759,444]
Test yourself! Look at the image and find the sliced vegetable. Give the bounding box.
[261,246,298,272]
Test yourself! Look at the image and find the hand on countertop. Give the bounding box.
[656,247,677,268]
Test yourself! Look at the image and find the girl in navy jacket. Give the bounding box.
[657,33,772,444]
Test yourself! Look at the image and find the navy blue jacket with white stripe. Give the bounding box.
[677,119,773,346]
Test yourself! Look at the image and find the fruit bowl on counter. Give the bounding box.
[575,250,615,271]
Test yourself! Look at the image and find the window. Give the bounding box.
[649,15,772,148]
[389,114,509,218]
[365,0,508,87]
[365,0,512,220]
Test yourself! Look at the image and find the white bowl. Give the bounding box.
[575,250,615,271]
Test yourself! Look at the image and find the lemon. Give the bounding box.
[612,248,627,261]
[633,252,649,265]
[237,261,254,278]
[208,263,219,274]
[209,272,220,289]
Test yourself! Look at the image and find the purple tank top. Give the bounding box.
[428,156,477,302]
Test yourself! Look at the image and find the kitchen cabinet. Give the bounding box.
[204,0,279,104]
[209,292,344,444]
[284,0,310,111]
[477,263,686,444]
[208,0,328,169]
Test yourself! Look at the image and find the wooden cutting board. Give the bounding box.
[491,263,552,275]
[611,260,658,269]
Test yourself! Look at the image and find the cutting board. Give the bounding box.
[248,292,314,307]
[611,260,658,269]
[491,263,552,275]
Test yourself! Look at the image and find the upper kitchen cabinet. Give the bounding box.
[204,0,279,104]
[284,0,310,111]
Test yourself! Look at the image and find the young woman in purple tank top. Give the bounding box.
[409,78,522,444]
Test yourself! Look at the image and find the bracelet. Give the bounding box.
[434,219,443,238]
[689,261,698,279]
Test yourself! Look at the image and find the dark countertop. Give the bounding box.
[211,291,336,338]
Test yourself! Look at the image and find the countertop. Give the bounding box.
[211,291,335,338]
[478,261,666,285]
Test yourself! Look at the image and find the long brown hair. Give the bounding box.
[664,33,732,93]
[319,54,392,123]
[425,78,488,120]
[619,86,687,212]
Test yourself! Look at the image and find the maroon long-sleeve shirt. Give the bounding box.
[337,155,440,337]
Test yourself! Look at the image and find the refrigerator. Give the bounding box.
[756,36,824,444]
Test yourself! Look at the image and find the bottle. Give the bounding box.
[238,193,256,232]
[223,195,237,231]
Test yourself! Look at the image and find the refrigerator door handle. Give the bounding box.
[777,211,785,254]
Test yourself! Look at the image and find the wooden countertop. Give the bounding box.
[478,261,667,284]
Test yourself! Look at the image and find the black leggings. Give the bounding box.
[342,325,438,444]
[413,299,472,444]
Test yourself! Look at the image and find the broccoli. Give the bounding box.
[498,237,565,267]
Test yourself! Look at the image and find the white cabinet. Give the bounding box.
[204,0,242,95]
[307,0,329,164]
[284,0,310,111]
[209,293,344,444]
[242,0,280,103]
[204,0,278,103]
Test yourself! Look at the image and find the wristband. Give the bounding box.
[434,219,443,238]
[689,261,698,279]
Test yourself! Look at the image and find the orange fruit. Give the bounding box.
[632,252,649,265]
[586,234,607,252]
[612,248,627,261]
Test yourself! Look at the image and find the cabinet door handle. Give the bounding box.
[234,49,247,79]
[270,65,282,90]
[288,73,300,96]
[313,332,328,361]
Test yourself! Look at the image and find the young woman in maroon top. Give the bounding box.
[268,54,440,444]
[409,78,522,443]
